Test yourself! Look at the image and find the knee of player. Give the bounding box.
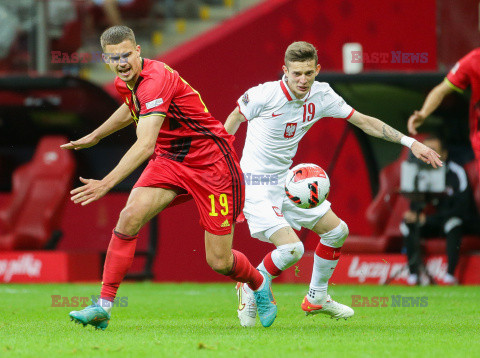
[289,241,305,261]
[119,205,144,228]
[340,220,349,238]
[206,255,231,274]
[320,220,349,248]
[277,241,305,264]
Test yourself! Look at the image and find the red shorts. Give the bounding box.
[134,151,244,235]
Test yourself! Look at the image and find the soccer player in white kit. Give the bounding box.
[224,42,443,327]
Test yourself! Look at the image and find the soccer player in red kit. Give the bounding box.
[409,48,480,174]
[65,26,277,330]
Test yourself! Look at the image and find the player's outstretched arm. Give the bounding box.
[348,111,443,169]
[61,104,133,150]
[407,81,453,135]
[70,114,164,206]
[224,107,246,135]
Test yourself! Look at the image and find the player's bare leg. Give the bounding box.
[301,209,354,319]
[116,186,178,235]
[204,229,236,275]
[205,228,277,327]
[69,187,178,330]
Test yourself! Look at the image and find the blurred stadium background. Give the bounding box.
[1,0,479,286]
[2,1,480,357]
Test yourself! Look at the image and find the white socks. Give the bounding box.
[97,298,113,315]
[308,221,348,304]
[308,255,339,304]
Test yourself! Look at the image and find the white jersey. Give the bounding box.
[237,75,354,178]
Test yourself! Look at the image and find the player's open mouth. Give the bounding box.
[118,68,131,77]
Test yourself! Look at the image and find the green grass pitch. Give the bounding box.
[1,283,479,357]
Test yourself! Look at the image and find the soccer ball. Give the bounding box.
[285,163,330,209]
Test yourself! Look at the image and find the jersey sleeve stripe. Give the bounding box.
[345,108,355,119]
[139,111,167,118]
[236,101,249,121]
[444,77,465,93]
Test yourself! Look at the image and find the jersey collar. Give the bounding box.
[126,58,145,91]
[280,75,312,102]
[280,75,294,101]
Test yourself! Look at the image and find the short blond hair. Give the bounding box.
[284,41,318,66]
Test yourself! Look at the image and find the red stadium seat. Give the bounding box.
[423,236,480,255]
[344,153,408,253]
[0,136,75,250]
[342,234,393,253]
[50,16,85,55]
[365,159,402,235]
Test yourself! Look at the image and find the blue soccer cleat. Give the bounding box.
[69,300,110,331]
[253,270,277,327]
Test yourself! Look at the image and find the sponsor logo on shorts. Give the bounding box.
[221,219,230,227]
[272,206,283,217]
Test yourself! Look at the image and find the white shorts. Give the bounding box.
[243,182,331,242]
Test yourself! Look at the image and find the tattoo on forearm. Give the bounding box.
[382,124,401,143]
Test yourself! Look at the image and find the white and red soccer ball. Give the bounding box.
[285,163,330,209]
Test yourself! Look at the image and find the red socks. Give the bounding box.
[262,252,283,277]
[100,230,138,301]
[100,234,262,297]
[228,250,264,290]
[315,242,342,260]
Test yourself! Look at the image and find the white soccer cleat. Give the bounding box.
[236,282,257,327]
[407,273,418,286]
[301,295,354,320]
[439,273,458,285]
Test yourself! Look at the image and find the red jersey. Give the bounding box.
[115,58,234,165]
[446,49,480,153]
